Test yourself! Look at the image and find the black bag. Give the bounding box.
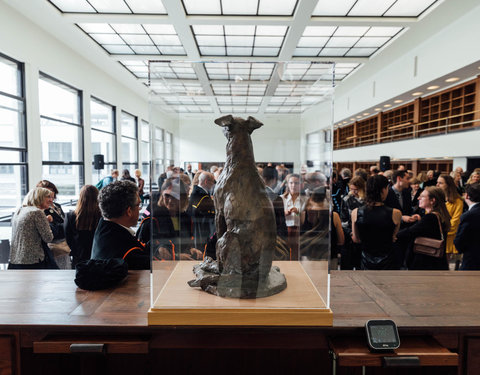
[413,214,445,258]
[42,241,59,270]
[74,258,128,291]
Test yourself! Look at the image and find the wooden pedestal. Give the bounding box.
[148,261,332,326]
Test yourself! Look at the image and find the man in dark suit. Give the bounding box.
[91,180,149,270]
[454,182,480,270]
[189,171,216,253]
[384,170,417,225]
[262,166,287,240]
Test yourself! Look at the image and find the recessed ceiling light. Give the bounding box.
[356,115,362,118]
[374,108,381,111]
[394,99,403,103]
[363,112,369,116]
[384,104,391,108]
[343,121,347,124]
[427,85,440,90]
[350,118,355,121]
[445,77,459,82]
[412,92,423,96]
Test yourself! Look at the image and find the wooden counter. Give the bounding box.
[0,269,479,374]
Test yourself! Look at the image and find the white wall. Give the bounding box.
[0,1,151,188]
[178,115,303,170]
[333,128,480,163]
[334,0,480,123]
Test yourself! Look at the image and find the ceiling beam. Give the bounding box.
[112,54,368,63]
[161,0,220,115]
[63,13,416,28]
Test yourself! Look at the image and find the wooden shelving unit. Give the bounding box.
[418,160,453,174]
[419,81,476,136]
[381,103,415,142]
[356,117,378,146]
[333,77,480,150]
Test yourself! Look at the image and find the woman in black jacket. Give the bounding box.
[136,177,202,261]
[64,185,102,267]
[397,186,450,270]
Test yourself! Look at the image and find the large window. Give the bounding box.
[154,126,164,186]
[140,120,150,188]
[0,53,27,220]
[91,97,116,183]
[39,74,83,203]
[121,111,138,174]
[165,131,173,166]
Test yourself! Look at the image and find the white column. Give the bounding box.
[116,109,123,170]
[24,63,42,190]
[83,91,92,185]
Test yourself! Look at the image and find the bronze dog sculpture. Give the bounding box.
[188,115,287,298]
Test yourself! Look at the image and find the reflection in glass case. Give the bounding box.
[147,61,334,326]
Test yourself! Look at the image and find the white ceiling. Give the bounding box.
[41,0,443,115]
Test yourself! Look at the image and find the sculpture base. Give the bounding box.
[148,261,332,326]
[187,257,287,298]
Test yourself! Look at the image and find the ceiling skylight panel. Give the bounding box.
[303,26,336,37]
[232,97,247,104]
[196,36,225,46]
[232,107,246,113]
[50,0,95,12]
[88,0,131,13]
[121,34,153,45]
[216,97,231,104]
[205,62,228,69]
[313,0,356,16]
[131,45,159,54]
[326,37,360,48]
[293,48,321,57]
[365,27,402,37]
[183,0,221,14]
[355,36,389,48]
[111,24,145,33]
[126,0,167,14]
[90,33,124,44]
[200,47,226,55]
[258,0,296,15]
[384,0,437,16]
[225,25,255,36]
[226,36,254,47]
[334,26,369,37]
[227,47,252,56]
[255,36,284,47]
[256,26,288,36]
[220,107,233,113]
[144,24,177,34]
[346,47,377,56]
[158,46,186,55]
[251,68,273,76]
[222,0,258,15]
[206,68,229,76]
[78,23,115,33]
[150,35,182,45]
[319,48,349,56]
[103,45,134,54]
[228,68,250,76]
[247,97,262,104]
[270,97,285,104]
[252,47,279,56]
[173,67,195,75]
[348,0,396,16]
[298,37,329,48]
[121,60,147,66]
[192,25,224,35]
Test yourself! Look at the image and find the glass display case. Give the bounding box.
[147,61,335,326]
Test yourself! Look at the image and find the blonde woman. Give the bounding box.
[134,169,145,203]
[466,171,480,185]
[9,187,54,269]
[437,174,464,263]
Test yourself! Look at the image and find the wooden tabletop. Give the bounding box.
[1,269,480,329]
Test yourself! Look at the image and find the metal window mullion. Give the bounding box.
[40,115,82,127]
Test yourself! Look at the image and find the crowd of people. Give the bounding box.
[6,163,480,274]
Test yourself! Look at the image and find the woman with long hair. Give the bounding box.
[437,174,464,265]
[281,173,307,260]
[339,176,366,269]
[466,171,480,185]
[134,169,145,203]
[397,186,451,270]
[64,185,102,267]
[351,175,402,270]
[36,179,70,268]
[9,187,54,269]
[136,177,202,261]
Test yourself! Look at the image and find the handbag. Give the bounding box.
[413,214,445,258]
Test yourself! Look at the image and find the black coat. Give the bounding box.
[136,204,194,260]
[396,213,448,270]
[44,203,65,240]
[454,204,480,270]
[188,185,216,251]
[384,187,413,216]
[64,211,98,268]
[91,218,149,270]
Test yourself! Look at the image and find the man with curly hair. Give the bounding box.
[91,180,149,269]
